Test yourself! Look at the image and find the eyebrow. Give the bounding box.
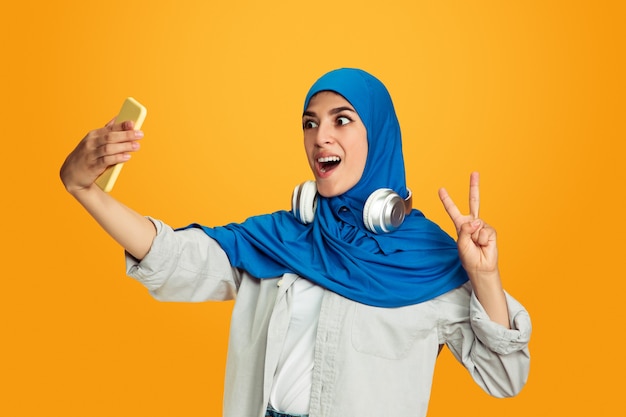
[303,106,357,118]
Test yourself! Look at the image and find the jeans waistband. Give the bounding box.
[266,406,309,417]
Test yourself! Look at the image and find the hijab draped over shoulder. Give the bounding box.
[185,68,468,307]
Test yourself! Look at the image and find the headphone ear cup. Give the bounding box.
[292,180,318,224]
[363,188,406,233]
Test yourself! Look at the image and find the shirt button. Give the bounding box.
[277,279,283,287]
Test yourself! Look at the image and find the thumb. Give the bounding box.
[104,117,116,128]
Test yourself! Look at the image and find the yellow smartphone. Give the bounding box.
[95,97,147,192]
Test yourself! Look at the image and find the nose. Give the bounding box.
[315,122,335,146]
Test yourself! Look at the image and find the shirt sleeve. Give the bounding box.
[438,282,532,398]
[125,217,241,302]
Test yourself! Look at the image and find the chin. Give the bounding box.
[315,184,335,198]
[316,182,351,198]
[317,190,338,198]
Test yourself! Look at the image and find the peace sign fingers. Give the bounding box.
[468,171,480,219]
[438,172,482,235]
[438,187,462,233]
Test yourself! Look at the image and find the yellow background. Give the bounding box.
[1,0,624,415]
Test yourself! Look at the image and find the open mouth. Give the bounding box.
[318,156,341,173]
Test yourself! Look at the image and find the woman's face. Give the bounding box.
[303,91,368,197]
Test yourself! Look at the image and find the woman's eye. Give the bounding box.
[303,120,318,129]
[337,116,351,126]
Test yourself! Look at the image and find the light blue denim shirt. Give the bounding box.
[126,218,531,417]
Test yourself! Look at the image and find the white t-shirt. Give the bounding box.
[269,278,324,414]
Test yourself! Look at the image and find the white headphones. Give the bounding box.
[291,180,413,234]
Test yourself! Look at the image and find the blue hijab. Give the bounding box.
[186,68,468,307]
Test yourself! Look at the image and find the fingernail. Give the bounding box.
[135,130,144,138]
[472,219,481,227]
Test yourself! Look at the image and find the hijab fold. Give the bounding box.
[184,68,468,308]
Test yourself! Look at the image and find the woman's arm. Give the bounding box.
[126,220,241,302]
[439,172,509,328]
[438,282,531,397]
[60,120,156,259]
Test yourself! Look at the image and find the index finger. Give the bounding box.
[438,187,463,225]
[469,171,480,219]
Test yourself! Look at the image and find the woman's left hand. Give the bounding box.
[438,172,499,278]
[439,172,510,327]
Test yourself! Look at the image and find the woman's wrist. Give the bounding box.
[469,270,510,328]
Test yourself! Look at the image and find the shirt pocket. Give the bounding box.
[351,302,437,360]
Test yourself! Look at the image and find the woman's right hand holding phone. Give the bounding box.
[60,120,143,194]
[59,120,155,260]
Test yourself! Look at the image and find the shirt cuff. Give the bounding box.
[125,217,176,292]
[469,290,532,355]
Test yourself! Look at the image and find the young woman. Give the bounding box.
[60,68,531,417]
